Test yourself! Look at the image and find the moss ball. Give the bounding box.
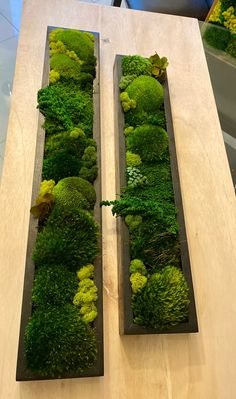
[50,53,81,81]
[127,124,168,162]
[125,75,164,125]
[24,305,97,377]
[42,151,81,183]
[203,25,230,51]
[33,206,99,272]
[53,177,96,211]
[32,264,77,308]
[132,266,189,329]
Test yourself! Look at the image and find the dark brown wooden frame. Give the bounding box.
[114,55,198,335]
[16,27,104,381]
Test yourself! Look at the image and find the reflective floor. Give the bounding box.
[0,0,235,187]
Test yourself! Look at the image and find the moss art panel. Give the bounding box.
[203,0,236,58]
[16,28,103,380]
[103,54,198,334]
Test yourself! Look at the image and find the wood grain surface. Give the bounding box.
[1,1,236,398]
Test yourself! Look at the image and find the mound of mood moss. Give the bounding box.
[203,0,236,58]
[102,53,190,330]
[24,28,99,377]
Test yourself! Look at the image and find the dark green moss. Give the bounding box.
[32,265,77,308]
[226,35,236,58]
[53,177,96,210]
[127,124,168,162]
[38,81,93,136]
[122,55,152,76]
[33,206,99,272]
[42,151,81,182]
[132,266,189,329]
[24,305,97,377]
[203,24,230,51]
[44,131,87,159]
[79,165,98,183]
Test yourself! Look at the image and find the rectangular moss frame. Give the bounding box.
[114,55,198,335]
[16,27,104,380]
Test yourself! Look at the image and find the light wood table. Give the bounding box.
[1,1,236,398]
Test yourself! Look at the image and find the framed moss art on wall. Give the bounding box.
[102,55,198,335]
[16,27,103,380]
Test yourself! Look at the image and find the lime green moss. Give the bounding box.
[120,92,136,112]
[49,69,60,84]
[33,206,99,272]
[73,279,98,306]
[132,266,189,329]
[119,74,136,90]
[124,76,164,126]
[126,151,142,167]
[32,265,77,308]
[127,124,168,162]
[38,81,93,136]
[24,305,97,377]
[80,303,98,323]
[53,177,96,211]
[51,29,96,76]
[122,55,152,77]
[129,259,147,275]
[130,272,147,293]
[50,53,82,81]
[77,264,94,280]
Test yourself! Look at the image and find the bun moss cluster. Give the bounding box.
[102,53,190,330]
[25,28,100,377]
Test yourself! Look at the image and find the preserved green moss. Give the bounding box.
[38,81,93,136]
[226,35,236,57]
[50,53,82,81]
[130,272,147,293]
[203,24,230,50]
[129,259,147,275]
[124,76,164,126]
[53,177,96,211]
[127,124,168,162]
[24,305,97,377]
[32,265,77,308]
[132,266,189,329]
[122,55,152,77]
[79,165,98,183]
[42,151,82,182]
[33,206,99,272]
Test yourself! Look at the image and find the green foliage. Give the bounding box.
[125,215,142,231]
[226,35,236,57]
[82,146,97,168]
[33,206,99,272]
[124,126,134,136]
[149,53,168,82]
[129,259,147,275]
[80,303,98,323]
[126,166,147,188]
[51,29,96,76]
[50,53,82,81]
[44,131,87,160]
[120,92,136,112]
[42,151,81,182]
[77,264,94,280]
[79,165,98,183]
[130,272,147,293]
[126,151,142,167]
[146,111,166,129]
[203,24,231,50]
[124,76,164,126]
[49,69,60,84]
[24,305,97,377]
[122,55,152,77]
[38,81,93,136]
[119,74,136,90]
[132,266,189,329]
[127,124,168,162]
[53,177,96,211]
[32,265,77,308]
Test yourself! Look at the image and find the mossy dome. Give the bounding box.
[125,75,164,125]
[127,124,168,162]
[53,176,96,211]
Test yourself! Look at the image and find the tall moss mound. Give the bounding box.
[33,206,99,271]
[132,266,189,329]
[24,305,97,377]
[125,75,164,125]
[127,124,168,162]
[53,176,96,211]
